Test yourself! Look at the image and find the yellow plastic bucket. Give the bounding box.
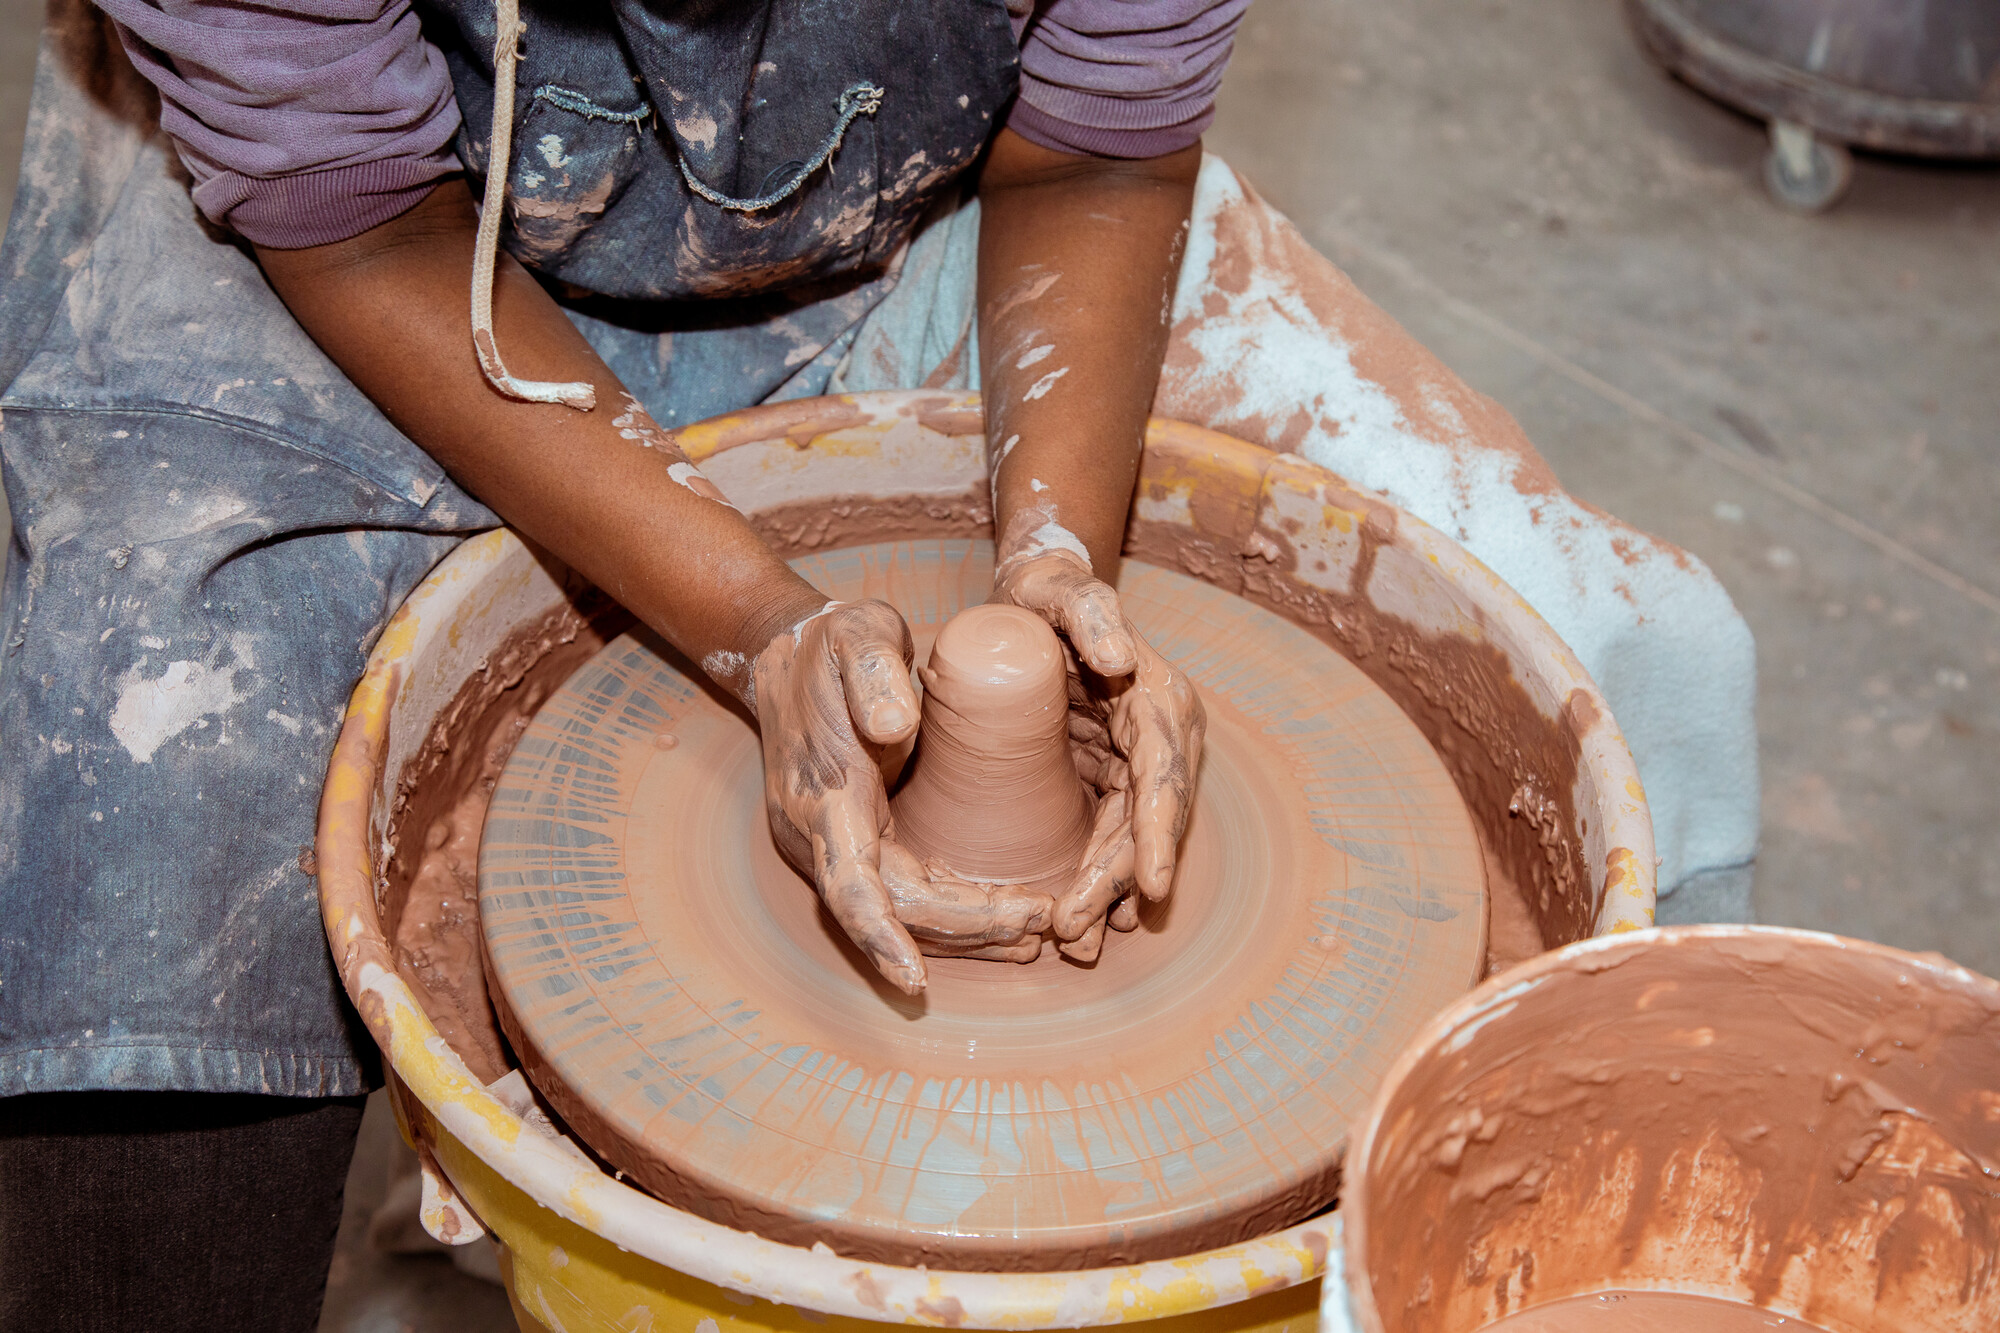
[317,392,1654,1331]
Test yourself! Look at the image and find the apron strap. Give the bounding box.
[470,0,598,412]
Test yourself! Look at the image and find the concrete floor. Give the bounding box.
[0,0,1994,1327]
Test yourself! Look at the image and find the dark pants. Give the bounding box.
[0,1092,366,1333]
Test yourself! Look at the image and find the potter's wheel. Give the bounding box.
[478,539,1486,1270]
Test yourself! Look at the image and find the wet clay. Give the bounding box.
[388,485,1566,1106]
[739,473,1584,970]
[746,488,992,557]
[383,593,630,1084]
[890,603,1093,893]
[477,540,1488,1269]
[1479,833,1547,975]
[746,475,1577,973]
[1358,932,2000,1333]
[1124,468,1598,952]
[1472,1291,1832,1332]
[388,469,1584,1116]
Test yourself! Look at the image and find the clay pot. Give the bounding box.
[891,603,1093,893]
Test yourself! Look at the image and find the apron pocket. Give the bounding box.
[3,135,451,510]
[507,88,651,269]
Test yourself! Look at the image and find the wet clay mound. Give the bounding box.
[890,603,1097,901]
[476,539,1487,1270]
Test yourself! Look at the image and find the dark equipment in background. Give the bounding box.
[1627,0,2000,212]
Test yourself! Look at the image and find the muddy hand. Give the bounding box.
[994,550,1206,942]
[991,547,1135,676]
[1053,786,1135,960]
[1110,623,1204,901]
[752,600,929,994]
[879,842,1053,964]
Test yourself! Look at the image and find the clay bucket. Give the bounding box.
[317,390,1656,1332]
[1339,925,2000,1333]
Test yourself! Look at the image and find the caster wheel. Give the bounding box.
[1764,119,1852,213]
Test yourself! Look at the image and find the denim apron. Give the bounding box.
[0,0,1017,1097]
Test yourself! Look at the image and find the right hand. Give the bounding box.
[989,549,1206,960]
[750,599,1051,992]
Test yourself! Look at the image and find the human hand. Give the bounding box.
[752,599,928,992]
[750,599,1055,991]
[990,549,1206,960]
[879,842,1054,964]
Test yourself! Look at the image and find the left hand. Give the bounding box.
[990,548,1205,960]
[879,842,1054,963]
[751,598,1055,989]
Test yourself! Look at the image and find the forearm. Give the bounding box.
[976,131,1200,573]
[256,180,825,702]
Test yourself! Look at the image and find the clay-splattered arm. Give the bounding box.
[975,128,1200,579]
[256,179,832,702]
[257,181,945,991]
[976,131,1208,941]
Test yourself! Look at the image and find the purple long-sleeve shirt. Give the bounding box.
[97,0,1247,250]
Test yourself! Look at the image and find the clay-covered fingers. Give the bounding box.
[827,600,920,744]
[1065,700,1124,790]
[1062,889,1140,960]
[988,551,1205,945]
[806,788,926,994]
[1050,577,1135,676]
[752,600,927,993]
[920,937,1047,964]
[1058,915,1108,963]
[993,551,1136,677]
[1113,633,1205,901]
[879,842,1053,953]
[1052,787,1135,942]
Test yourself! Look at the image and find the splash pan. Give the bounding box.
[318,392,1655,1328]
[480,539,1486,1269]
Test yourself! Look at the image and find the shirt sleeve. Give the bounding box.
[1007,0,1249,158]
[94,0,463,248]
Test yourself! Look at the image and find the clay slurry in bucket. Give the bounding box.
[477,539,1488,1270]
[1346,926,2000,1333]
